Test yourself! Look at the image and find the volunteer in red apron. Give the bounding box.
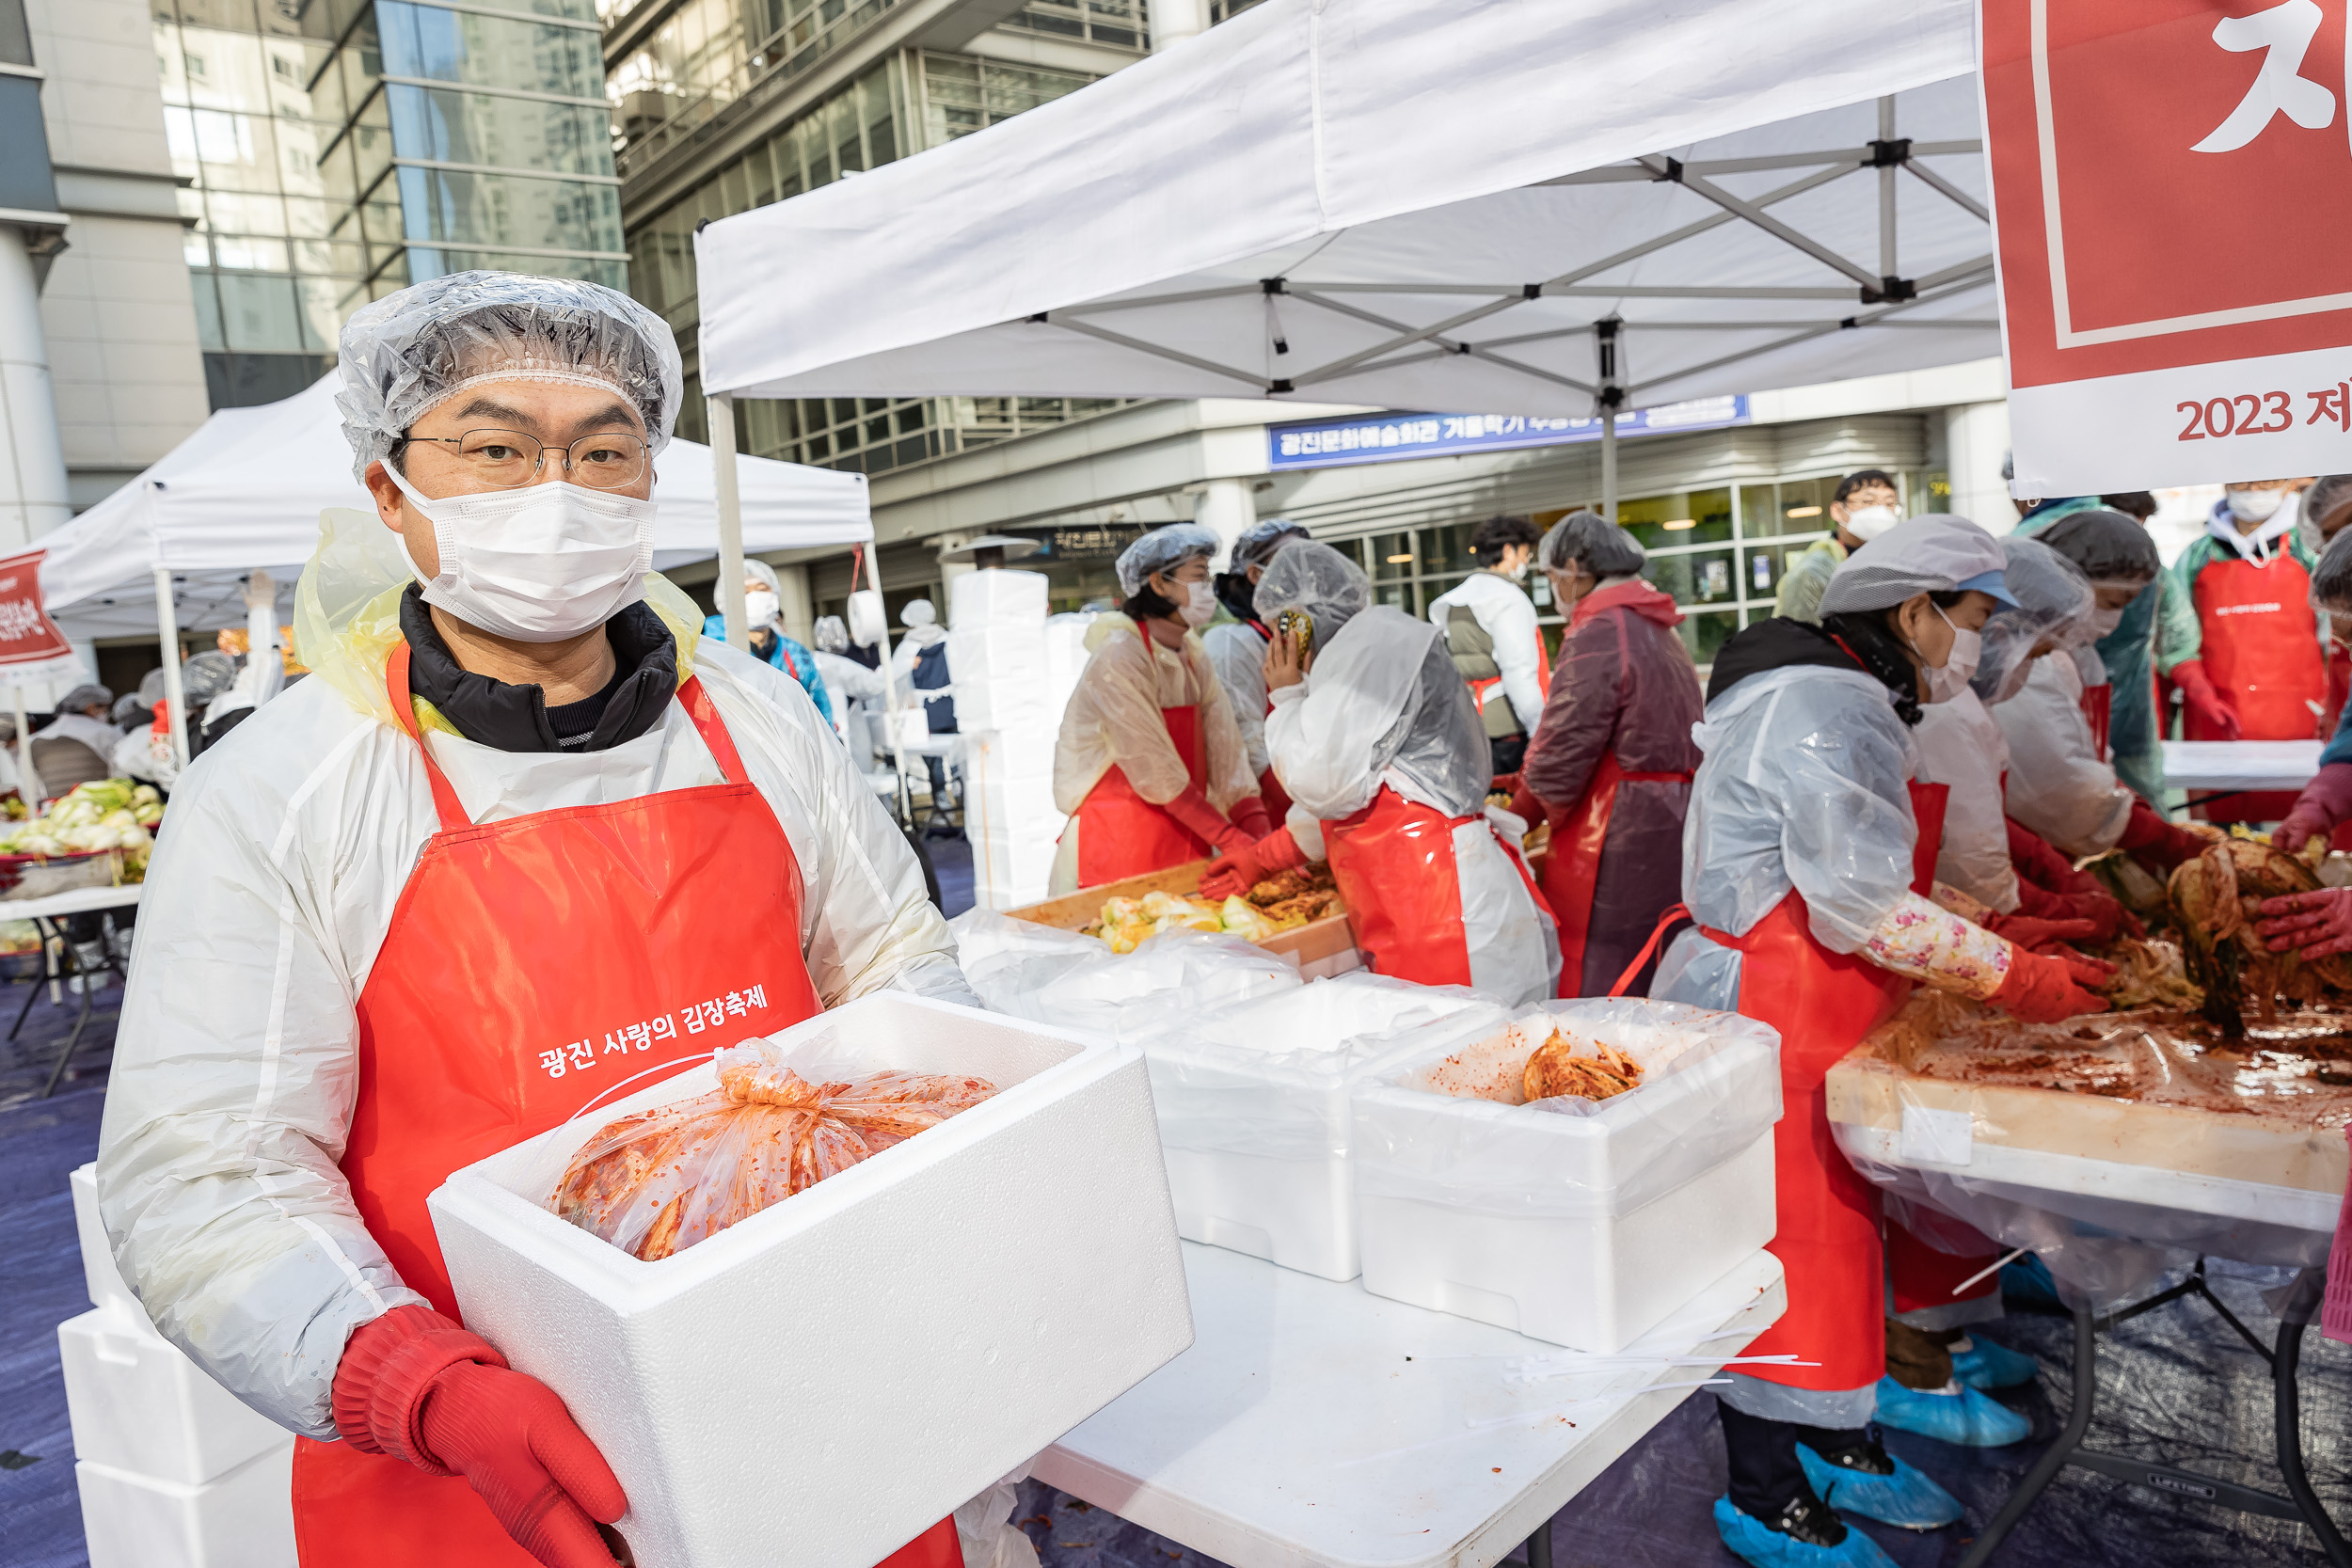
[1637,516,2106,1568]
[1502,510,1699,998]
[2157,477,2324,823]
[1427,515,1551,775]
[1200,542,1559,1005]
[2262,530,2352,923]
[1202,517,1312,825]
[92,272,987,1568]
[1049,523,1267,894]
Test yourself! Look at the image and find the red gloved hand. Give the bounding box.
[1988,945,2110,1022]
[335,1307,624,1568]
[2276,763,2352,854]
[2004,818,2099,898]
[1200,826,1307,899]
[2009,876,2080,923]
[2057,886,2141,944]
[2258,889,2352,959]
[2172,659,2241,740]
[1983,912,2100,951]
[1506,783,1544,827]
[1227,793,1272,843]
[2117,798,2208,873]
[1491,771,1523,798]
[1162,785,1254,858]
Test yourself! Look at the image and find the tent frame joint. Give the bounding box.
[1867,135,1911,167]
[1861,276,1917,305]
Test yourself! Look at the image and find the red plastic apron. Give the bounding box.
[2191,552,2327,819]
[1073,705,1208,887]
[2080,682,2112,761]
[1613,782,1947,1393]
[1325,784,1551,989]
[1538,751,1694,998]
[1467,623,1555,731]
[291,645,959,1568]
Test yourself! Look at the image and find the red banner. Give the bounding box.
[1987,0,2352,493]
[0,549,78,673]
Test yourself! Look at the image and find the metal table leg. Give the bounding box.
[1957,1304,2097,1568]
[40,933,99,1099]
[2273,1269,2352,1568]
[1522,1518,1552,1568]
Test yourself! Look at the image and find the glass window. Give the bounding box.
[1647,547,1738,607]
[215,272,305,351]
[385,87,612,176]
[1750,475,1838,539]
[1370,531,1419,581]
[1676,610,1740,670]
[1617,487,1731,550]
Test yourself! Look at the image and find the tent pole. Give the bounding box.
[1600,407,1618,521]
[708,392,751,652]
[153,564,189,770]
[11,687,27,805]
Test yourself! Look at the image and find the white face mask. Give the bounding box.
[744,589,780,626]
[1843,503,1903,542]
[1179,578,1218,626]
[1505,558,1532,583]
[2085,605,2125,640]
[1918,604,1979,705]
[387,464,655,642]
[2227,487,2287,522]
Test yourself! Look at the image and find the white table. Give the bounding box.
[1037,1243,1785,1568]
[2160,739,2322,794]
[5,880,142,1096]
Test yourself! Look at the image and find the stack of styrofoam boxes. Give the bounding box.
[60,1164,297,1568]
[1350,998,1784,1352]
[429,991,1193,1568]
[949,569,1060,908]
[1137,973,1511,1280]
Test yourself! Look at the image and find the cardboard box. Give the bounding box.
[1006,858,1357,978]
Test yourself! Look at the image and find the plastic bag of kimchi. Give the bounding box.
[550,1037,997,1259]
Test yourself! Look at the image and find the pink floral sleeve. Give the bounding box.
[1863,891,2013,1000]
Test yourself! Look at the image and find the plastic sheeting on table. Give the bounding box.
[951,910,1301,1044]
[1352,999,1783,1220]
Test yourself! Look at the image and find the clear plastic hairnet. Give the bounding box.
[1536,509,1645,578]
[740,559,782,597]
[2314,525,2352,611]
[334,270,683,483]
[58,683,112,713]
[1819,514,2005,616]
[1232,517,1310,572]
[1253,541,1373,651]
[901,598,936,627]
[813,615,849,653]
[2035,509,2160,584]
[2306,474,2352,540]
[137,668,167,706]
[111,695,150,728]
[1973,538,2094,705]
[182,651,240,706]
[1115,524,1220,597]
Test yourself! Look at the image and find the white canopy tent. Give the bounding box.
[695,0,1994,515]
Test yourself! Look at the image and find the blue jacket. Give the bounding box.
[702,614,834,726]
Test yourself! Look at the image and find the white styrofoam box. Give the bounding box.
[75,1439,295,1568]
[71,1162,140,1321]
[1351,1000,1784,1352]
[58,1310,291,1486]
[1140,978,1511,1282]
[428,992,1191,1568]
[950,567,1049,624]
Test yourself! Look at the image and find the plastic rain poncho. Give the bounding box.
[95,506,976,1440]
[1202,618,1275,778]
[1912,689,2018,911]
[333,271,680,483]
[1997,651,2137,858]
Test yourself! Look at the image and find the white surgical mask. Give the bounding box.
[1506,559,1532,583]
[1179,579,1218,626]
[2085,605,2125,640]
[387,464,655,642]
[2227,487,2287,522]
[744,589,780,626]
[1843,503,1903,542]
[1918,604,1979,705]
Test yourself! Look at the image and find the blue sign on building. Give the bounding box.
[1266,396,1750,470]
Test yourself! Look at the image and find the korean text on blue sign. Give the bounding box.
[1266,397,1749,470]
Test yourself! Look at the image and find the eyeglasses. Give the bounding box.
[400,428,648,491]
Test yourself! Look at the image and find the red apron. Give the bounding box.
[1072,705,1209,887]
[1886,1213,2004,1314]
[1614,782,1947,1393]
[291,645,959,1568]
[2080,682,2112,761]
[1467,624,1555,733]
[2190,552,2328,820]
[1324,784,1552,990]
[1538,751,1695,998]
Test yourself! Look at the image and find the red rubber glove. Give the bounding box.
[1227,793,1272,843]
[2172,659,2241,740]
[2009,876,2080,923]
[1982,912,2100,951]
[1988,945,2110,1022]
[335,1307,624,1568]
[2117,798,2207,873]
[2055,886,2140,944]
[2258,889,2352,959]
[1506,783,1544,827]
[2276,763,2352,854]
[2005,818,2100,899]
[1200,826,1308,899]
[1162,784,1253,857]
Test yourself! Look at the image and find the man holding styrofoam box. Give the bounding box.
[88,270,1190,1568]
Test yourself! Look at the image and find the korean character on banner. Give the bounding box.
[651,1014,676,1042]
[626,1022,653,1052]
[679,1006,706,1035]
[2308,383,2352,434]
[701,999,727,1030]
[724,990,749,1018]
[538,1049,567,1079]
[745,983,767,1009]
[604,1028,630,1054]
[567,1040,595,1071]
